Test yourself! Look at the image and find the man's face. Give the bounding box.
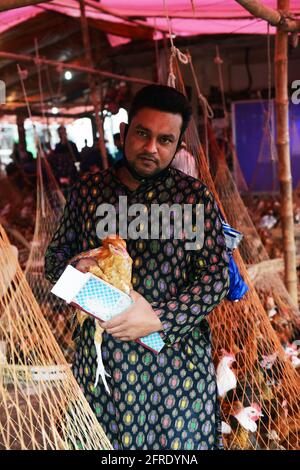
[122,107,182,177]
[58,128,67,142]
[114,136,122,150]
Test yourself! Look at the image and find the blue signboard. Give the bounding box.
[232,100,300,191]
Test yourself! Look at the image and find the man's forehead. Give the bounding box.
[131,107,182,133]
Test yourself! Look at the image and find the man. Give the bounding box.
[112,132,124,164]
[55,125,80,162]
[45,85,229,450]
[79,138,103,175]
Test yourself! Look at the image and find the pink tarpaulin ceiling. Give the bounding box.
[0,0,299,38]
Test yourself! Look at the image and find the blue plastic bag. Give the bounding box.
[222,221,249,302]
[227,255,249,301]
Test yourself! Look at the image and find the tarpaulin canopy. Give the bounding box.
[0,1,299,39]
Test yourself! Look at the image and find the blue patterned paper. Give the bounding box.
[73,274,165,352]
[74,276,133,321]
[139,332,165,353]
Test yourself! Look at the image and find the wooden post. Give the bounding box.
[0,0,51,12]
[275,0,298,304]
[90,115,98,144]
[0,51,155,86]
[79,0,108,169]
[234,0,300,32]
[16,114,26,152]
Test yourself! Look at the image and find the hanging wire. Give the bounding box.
[35,39,51,148]
[214,45,227,122]
[190,1,196,15]
[266,22,277,191]
[17,63,46,217]
[250,23,277,192]
[34,38,48,217]
[154,17,163,84]
[187,50,214,160]
[34,38,46,123]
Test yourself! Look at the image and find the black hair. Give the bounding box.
[128,85,192,142]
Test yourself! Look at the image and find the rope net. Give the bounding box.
[208,125,300,343]
[171,55,300,449]
[24,155,75,362]
[0,175,33,269]
[0,222,112,450]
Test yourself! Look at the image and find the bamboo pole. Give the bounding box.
[0,0,52,12]
[78,0,108,170]
[234,0,300,32]
[16,114,26,152]
[0,51,154,87]
[275,0,298,304]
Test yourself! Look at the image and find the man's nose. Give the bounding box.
[143,137,158,154]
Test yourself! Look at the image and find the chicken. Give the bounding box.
[72,235,132,294]
[268,398,291,446]
[259,374,277,406]
[266,430,286,450]
[259,352,278,370]
[221,421,232,434]
[231,426,252,450]
[71,236,133,393]
[216,350,237,398]
[0,245,18,297]
[265,296,278,319]
[233,403,263,433]
[221,401,263,450]
[284,343,300,368]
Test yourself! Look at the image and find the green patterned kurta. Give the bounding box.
[45,166,229,450]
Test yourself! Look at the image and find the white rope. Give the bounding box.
[163,0,213,161]
[167,46,189,88]
[163,0,188,88]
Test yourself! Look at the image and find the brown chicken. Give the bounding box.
[71,236,133,392]
[71,235,132,293]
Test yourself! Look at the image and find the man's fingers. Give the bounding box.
[111,332,130,341]
[106,326,125,335]
[102,314,127,329]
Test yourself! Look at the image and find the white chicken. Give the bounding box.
[284,343,300,368]
[233,403,263,432]
[266,296,278,319]
[216,350,237,398]
[259,352,278,369]
[221,421,232,434]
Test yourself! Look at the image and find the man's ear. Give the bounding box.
[119,122,128,145]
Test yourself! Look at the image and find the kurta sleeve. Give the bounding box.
[151,188,229,347]
[44,183,81,284]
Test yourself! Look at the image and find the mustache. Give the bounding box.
[138,153,158,162]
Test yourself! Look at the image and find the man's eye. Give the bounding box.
[160,137,172,144]
[137,129,147,137]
